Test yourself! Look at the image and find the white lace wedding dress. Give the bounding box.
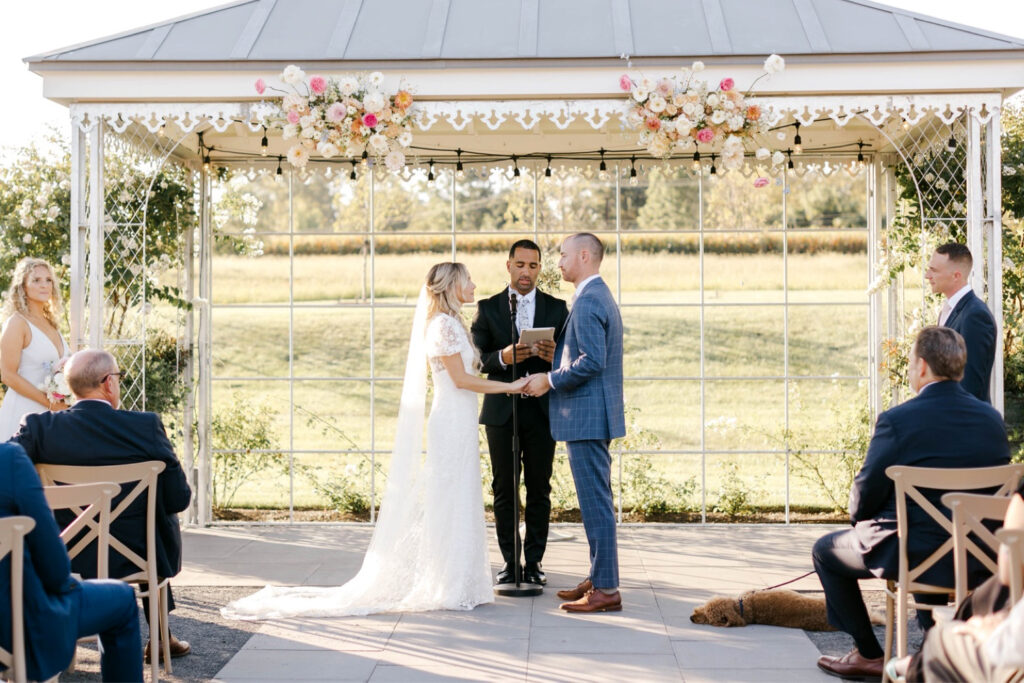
[223,297,493,619]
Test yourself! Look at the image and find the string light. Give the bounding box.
[157,123,165,138]
[902,117,911,131]
[692,150,701,171]
[629,156,638,186]
[793,122,803,155]
[512,155,520,181]
[709,153,717,175]
[545,155,552,178]
[260,127,269,156]
[202,151,211,171]
[275,156,284,181]
[856,141,865,169]
[455,148,465,179]
[349,160,357,181]
[947,133,957,152]
[427,159,435,182]
[787,149,794,170]
[598,148,608,180]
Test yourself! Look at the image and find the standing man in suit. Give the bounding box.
[0,441,142,682]
[813,326,1009,680]
[471,239,569,586]
[10,348,193,662]
[524,233,625,613]
[926,242,997,402]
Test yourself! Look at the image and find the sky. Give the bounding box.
[2,0,1024,154]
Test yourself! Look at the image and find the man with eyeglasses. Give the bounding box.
[9,348,193,663]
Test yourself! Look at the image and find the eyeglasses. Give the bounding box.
[102,372,126,383]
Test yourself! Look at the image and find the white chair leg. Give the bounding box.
[882,585,895,683]
[160,584,172,674]
[149,588,160,682]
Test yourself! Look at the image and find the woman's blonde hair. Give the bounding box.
[1,257,63,329]
[425,262,480,369]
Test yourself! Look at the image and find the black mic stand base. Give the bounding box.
[493,581,544,597]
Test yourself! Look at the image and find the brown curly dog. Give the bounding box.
[690,589,836,630]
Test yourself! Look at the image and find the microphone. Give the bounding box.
[510,292,518,315]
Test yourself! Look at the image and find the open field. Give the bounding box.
[205,249,925,516]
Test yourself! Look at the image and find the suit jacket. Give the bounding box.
[0,443,80,682]
[849,380,1009,585]
[11,400,192,581]
[548,277,626,442]
[471,287,569,427]
[943,289,997,403]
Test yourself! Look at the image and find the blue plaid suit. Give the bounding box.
[548,276,625,589]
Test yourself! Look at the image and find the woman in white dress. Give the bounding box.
[0,257,69,440]
[223,262,528,618]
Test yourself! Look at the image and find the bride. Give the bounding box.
[223,262,528,618]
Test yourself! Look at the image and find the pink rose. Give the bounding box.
[255,78,266,95]
[287,110,301,124]
[753,177,769,188]
[309,76,327,94]
[619,74,632,91]
[719,78,735,92]
[362,113,378,128]
[696,127,714,143]
[326,102,347,123]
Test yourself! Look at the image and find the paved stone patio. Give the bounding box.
[175,524,884,682]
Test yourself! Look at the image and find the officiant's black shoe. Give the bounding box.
[524,562,546,585]
[496,563,520,584]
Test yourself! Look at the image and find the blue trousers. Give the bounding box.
[75,579,143,682]
[567,439,618,590]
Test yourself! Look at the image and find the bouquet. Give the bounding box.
[40,358,71,405]
[257,65,416,172]
[621,54,786,170]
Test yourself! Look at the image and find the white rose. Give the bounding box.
[772,150,785,165]
[22,233,33,244]
[661,119,676,134]
[317,142,339,158]
[682,102,698,116]
[720,135,745,170]
[728,115,745,130]
[674,116,693,135]
[339,77,359,96]
[632,89,649,103]
[398,131,413,147]
[672,93,686,107]
[763,54,785,75]
[299,115,315,129]
[755,147,771,161]
[647,135,670,158]
[282,124,299,140]
[281,64,306,85]
[47,206,60,219]
[368,133,389,153]
[723,99,736,111]
[385,150,406,172]
[706,93,719,108]
[363,92,386,113]
[647,95,667,113]
[710,110,727,125]
[692,61,705,72]
[286,144,310,168]
[368,71,385,87]
[301,126,317,139]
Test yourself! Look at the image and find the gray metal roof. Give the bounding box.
[24,0,1024,64]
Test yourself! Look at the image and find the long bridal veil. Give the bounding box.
[222,288,432,619]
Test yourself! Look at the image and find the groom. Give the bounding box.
[472,239,569,586]
[524,233,625,613]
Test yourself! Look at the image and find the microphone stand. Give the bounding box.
[494,291,542,597]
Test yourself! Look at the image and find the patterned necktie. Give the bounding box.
[515,296,531,334]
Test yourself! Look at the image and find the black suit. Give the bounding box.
[471,287,568,567]
[943,289,997,403]
[812,381,1009,658]
[11,400,192,614]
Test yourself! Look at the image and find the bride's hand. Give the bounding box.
[507,377,530,394]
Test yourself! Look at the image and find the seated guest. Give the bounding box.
[10,349,193,662]
[813,326,1010,680]
[0,442,142,682]
[894,475,1024,681]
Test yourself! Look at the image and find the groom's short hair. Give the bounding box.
[572,233,604,263]
[508,239,542,259]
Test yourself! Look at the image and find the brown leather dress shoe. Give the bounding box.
[560,589,622,613]
[556,579,592,601]
[144,634,191,663]
[817,648,883,681]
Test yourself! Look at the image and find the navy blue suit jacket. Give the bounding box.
[0,443,80,681]
[548,277,625,442]
[943,290,997,403]
[11,400,192,580]
[850,380,1009,585]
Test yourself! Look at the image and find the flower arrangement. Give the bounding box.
[621,54,786,171]
[39,359,70,405]
[257,65,416,172]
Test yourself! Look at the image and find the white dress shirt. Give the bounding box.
[940,284,973,326]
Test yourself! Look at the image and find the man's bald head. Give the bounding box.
[66,349,119,400]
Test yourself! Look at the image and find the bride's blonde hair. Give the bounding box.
[1,257,63,329]
[425,262,480,369]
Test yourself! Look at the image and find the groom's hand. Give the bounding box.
[502,343,533,365]
[524,373,550,397]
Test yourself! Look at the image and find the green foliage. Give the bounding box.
[210,395,286,509]
[144,329,189,441]
[712,462,763,518]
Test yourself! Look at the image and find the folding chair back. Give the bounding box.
[0,516,36,683]
[881,463,1024,683]
[996,528,1024,604]
[941,491,1012,608]
[36,461,170,681]
[44,482,118,579]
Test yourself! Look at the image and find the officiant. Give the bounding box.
[471,239,569,586]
